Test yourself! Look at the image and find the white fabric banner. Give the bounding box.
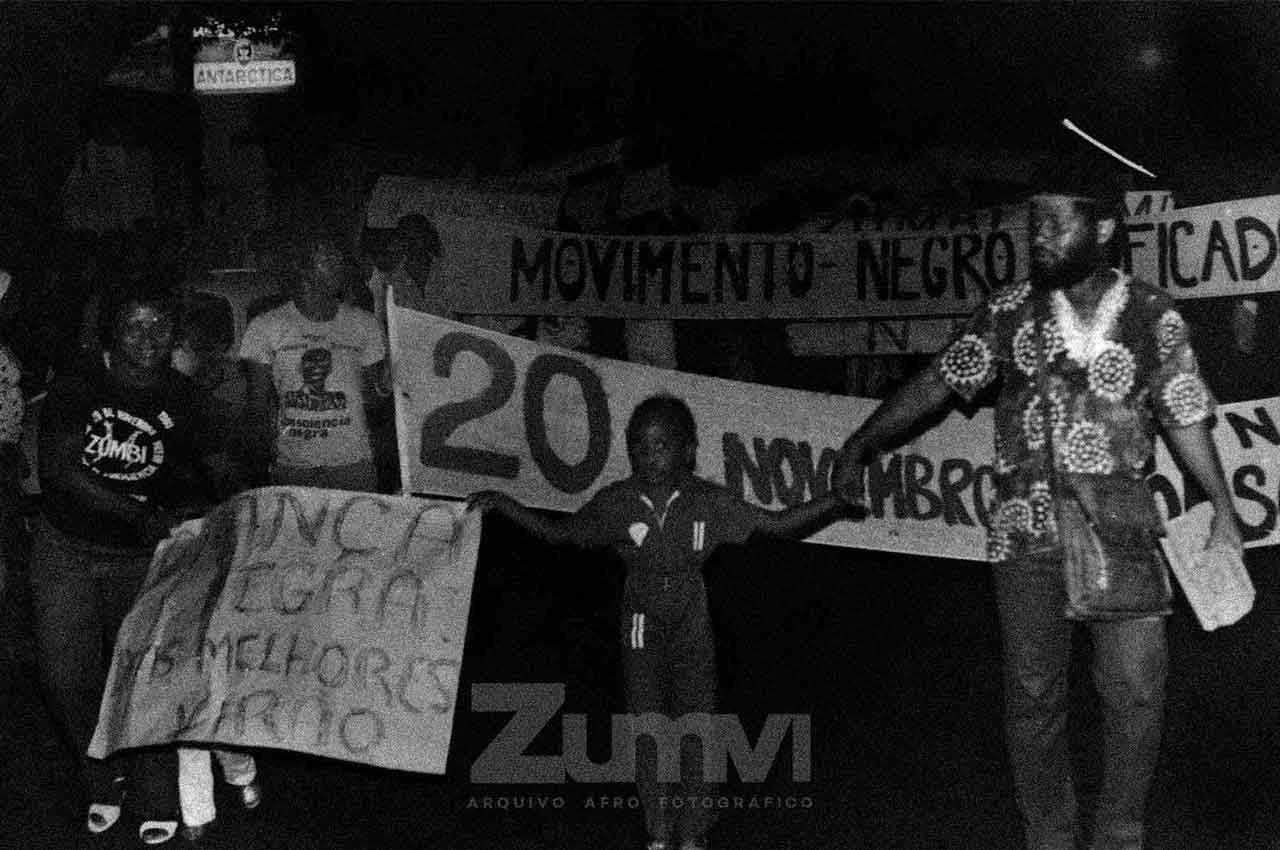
[411,212,1021,319]
[89,488,481,775]
[364,192,1280,323]
[1122,193,1280,298]
[392,307,1280,561]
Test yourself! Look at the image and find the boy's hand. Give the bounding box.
[831,450,868,510]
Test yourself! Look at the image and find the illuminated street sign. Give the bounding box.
[194,58,296,93]
[193,35,297,94]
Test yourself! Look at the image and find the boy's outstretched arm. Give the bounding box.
[750,493,849,539]
[467,490,572,545]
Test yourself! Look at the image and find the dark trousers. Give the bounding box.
[622,596,718,845]
[28,518,177,819]
[995,552,1168,850]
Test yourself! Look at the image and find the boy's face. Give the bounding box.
[627,416,694,488]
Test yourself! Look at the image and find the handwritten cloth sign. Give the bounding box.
[88,487,481,775]
[390,305,992,558]
[780,191,1280,356]
[1123,193,1280,298]
[413,212,1022,320]
[367,190,1280,326]
[1125,190,1175,217]
[1151,399,1280,550]
[391,307,1280,561]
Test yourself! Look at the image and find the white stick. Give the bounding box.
[1061,118,1157,180]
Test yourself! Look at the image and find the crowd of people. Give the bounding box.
[0,149,1266,850]
[0,212,449,843]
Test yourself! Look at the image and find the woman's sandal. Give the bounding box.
[139,820,179,845]
[87,774,127,834]
[86,803,122,834]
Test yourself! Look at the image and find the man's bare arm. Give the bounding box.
[1164,420,1243,552]
[833,368,954,503]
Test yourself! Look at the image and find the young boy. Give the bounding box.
[469,394,845,850]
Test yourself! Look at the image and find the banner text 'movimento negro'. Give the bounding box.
[510,236,815,306]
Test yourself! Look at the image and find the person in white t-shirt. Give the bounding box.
[239,225,389,491]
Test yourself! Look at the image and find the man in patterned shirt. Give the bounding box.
[833,177,1241,850]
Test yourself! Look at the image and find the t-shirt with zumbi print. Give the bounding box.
[930,270,1215,563]
[39,354,222,548]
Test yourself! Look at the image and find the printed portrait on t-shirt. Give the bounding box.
[278,345,353,442]
[281,347,348,412]
[300,347,332,391]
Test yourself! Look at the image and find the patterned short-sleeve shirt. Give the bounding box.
[930,270,1214,563]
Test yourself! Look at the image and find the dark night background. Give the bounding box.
[6,1,1280,393]
[7,2,1280,233]
[5,5,1280,850]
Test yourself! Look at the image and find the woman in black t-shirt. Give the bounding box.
[31,282,241,846]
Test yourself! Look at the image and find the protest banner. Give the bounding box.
[391,308,1280,561]
[88,488,481,775]
[392,306,990,559]
[364,188,1280,324]
[364,174,567,340]
[786,316,968,356]
[793,193,1280,357]
[404,211,1023,320]
[365,174,560,228]
[832,205,1025,236]
[1125,190,1175,217]
[1122,193,1280,298]
[1152,397,1280,549]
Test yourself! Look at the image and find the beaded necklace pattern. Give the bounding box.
[1050,272,1130,365]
